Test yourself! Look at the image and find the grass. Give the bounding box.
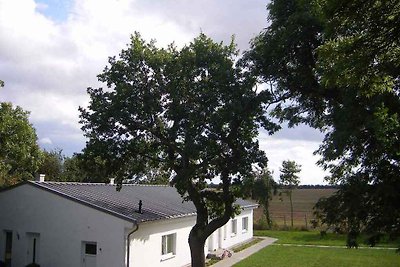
[232,238,263,253]
[256,230,347,246]
[255,230,399,248]
[233,245,400,267]
[232,230,399,267]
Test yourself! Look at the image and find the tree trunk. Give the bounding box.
[263,199,272,227]
[189,230,206,267]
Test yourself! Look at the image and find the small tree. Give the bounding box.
[279,160,301,228]
[80,33,280,266]
[250,167,277,228]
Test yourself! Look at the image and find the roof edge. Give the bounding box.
[28,181,137,224]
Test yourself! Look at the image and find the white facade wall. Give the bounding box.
[129,208,254,267]
[128,216,194,267]
[0,184,132,267]
[205,209,253,252]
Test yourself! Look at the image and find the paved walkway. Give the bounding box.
[211,237,277,267]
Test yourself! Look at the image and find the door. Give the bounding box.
[26,233,40,265]
[4,231,12,267]
[82,242,97,267]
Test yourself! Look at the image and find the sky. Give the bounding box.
[0,0,329,184]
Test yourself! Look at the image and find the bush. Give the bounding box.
[365,233,383,247]
[346,231,359,249]
[254,217,271,230]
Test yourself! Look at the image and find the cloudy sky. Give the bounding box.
[0,0,328,184]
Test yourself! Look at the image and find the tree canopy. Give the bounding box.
[247,0,400,240]
[279,160,301,189]
[246,166,277,227]
[80,33,279,266]
[0,102,42,186]
[38,149,64,181]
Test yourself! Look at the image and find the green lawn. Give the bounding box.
[232,230,399,267]
[233,245,399,267]
[255,230,399,248]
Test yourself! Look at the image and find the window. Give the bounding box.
[231,219,237,236]
[85,243,97,255]
[161,233,176,257]
[242,217,249,232]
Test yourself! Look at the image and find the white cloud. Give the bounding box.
[39,137,52,145]
[258,132,329,185]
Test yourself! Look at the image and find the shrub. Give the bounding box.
[346,231,359,249]
[254,217,270,230]
[320,230,327,238]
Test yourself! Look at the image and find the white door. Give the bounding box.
[82,242,97,267]
[26,233,40,265]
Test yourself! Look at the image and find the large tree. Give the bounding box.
[247,0,400,241]
[80,33,279,266]
[0,102,42,186]
[279,160,301,228]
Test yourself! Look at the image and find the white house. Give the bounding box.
[0,179,257,267]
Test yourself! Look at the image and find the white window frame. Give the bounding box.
[231,219,237,237]
[242,217,249,233]
[161,233,176,261]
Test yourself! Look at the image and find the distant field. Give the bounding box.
[253,188,337,228]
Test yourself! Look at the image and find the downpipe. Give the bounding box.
[126,220,139,267]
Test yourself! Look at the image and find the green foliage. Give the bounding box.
[38,149,64,181]
[61,154,85,182]
[80,32,279,265]
[0,102,42,186]
[248,0,400,244]
[279,160,301,189]
[246,167,277,227]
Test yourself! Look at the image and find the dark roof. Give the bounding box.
[27,181,257,224]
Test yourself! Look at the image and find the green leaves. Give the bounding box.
[249,0,400,241]
[279,160,301,188]
[0,102,42,186]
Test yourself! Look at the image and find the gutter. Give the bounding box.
[126,220,139,267]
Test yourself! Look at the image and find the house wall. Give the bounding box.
[128,208,254,267]
[0,184,132,267]
[128,216,194,267]
[213,209,253,250]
